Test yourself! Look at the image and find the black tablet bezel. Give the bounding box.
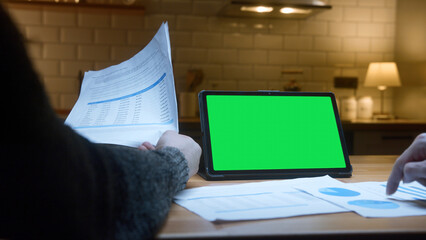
[198,90,352,180]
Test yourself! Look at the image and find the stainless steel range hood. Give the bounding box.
[219,0,332,19]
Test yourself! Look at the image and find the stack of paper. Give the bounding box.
[66,22,177,147]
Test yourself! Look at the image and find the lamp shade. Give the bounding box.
[364,62,401,87]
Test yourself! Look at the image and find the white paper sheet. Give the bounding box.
[65,22,177,147]
[296,178,426,218]
[174,176,349,221]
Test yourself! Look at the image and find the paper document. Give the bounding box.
[175,175,426,221]
[65,22,177,147]
[174,176,349,221]
[296,178,426,218]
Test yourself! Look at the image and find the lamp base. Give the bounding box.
[373,113,395,120]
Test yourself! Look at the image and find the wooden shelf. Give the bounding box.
[4,1,145,13]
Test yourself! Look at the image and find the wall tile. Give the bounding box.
[112,14,144,29]
[60,94,79,110]
[284,36,313,50]
[312,67,335,82]
[44,77,78,94]
[223,65,253,80]
[358,0,386,7]
[44,44,76,60]
[269,19,299,34]
[60,60,94,77]
[78,12,110,28]
[314,37,341,51]
[208,49,237,64]
[315,6,343,21]
[254,65,282,80]
[43,10,77,26]
[208,81,238,91]
[177,15,208,31]
[144,14,176,30]
[373,8,396,23]
[254,34,283,49]
[95,29,127,44]
[26,42,43,59]
[356,53,383,67]
[371,38,394,53]
[343,7,372,22]
[111,46,141,61]
[61,28,93,43]
[327,52,355,66]
[237,81,268,91]
[190,64,222,80]
[128,30,156,46]
[329,0,357,6]
[208,17,239,33]
[47,93,60,110]
[384,24,396,38]
[8,8,42,25]
[357,23,385,37]
[268,51,298,65]
[170,31,192,47]
[299,21,327,35]
[192,0,225,16]
[26,26,59,43]
[192,32,223,48]
[238,19,269,34]
[161,0,192,14]
[224,33,253,49]
[33,60,60,76]
[238,50,267,64]
[299,52,326,66]
[78,45,110,61]
[343,38,370,52]
[329,22,357,36]
[176,48,208,63]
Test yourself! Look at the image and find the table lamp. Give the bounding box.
[364,62,401,120]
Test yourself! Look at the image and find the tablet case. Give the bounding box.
[198,90,352,180]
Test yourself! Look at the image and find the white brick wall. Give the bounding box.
[5,0,397,111]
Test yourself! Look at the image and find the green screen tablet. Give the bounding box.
[198,91,352,180]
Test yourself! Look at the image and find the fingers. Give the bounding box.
[138,142,156,151]
[386,133,426,195]
[386,153,409,195]
[402,160,426,184]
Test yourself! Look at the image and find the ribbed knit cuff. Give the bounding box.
[157,146,189,192]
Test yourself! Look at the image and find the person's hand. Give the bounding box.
[138,142,155,151]
[386,133,426,195]
[155,130,201,178]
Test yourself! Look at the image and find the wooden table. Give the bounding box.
[157,155,426,239]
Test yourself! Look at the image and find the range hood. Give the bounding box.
[219,0,332,19]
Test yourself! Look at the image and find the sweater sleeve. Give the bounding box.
[0,5,189,240]
[102,145,188,239]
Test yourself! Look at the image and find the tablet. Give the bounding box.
[198,90,352,180]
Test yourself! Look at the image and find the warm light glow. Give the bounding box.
[364,62,401,89]
[280,7,295,14]
[280,7,312,14]
[241,6,274,13]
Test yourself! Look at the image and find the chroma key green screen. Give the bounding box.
[206,95,346,171]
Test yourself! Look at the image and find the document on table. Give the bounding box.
[65,22,178,147]
[174,176,349,221]
[296,178,426,218]
[175,175,426,221]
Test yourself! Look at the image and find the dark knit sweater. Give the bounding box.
[0,5,189,240]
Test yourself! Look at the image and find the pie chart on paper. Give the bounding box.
[319,187,361,197]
